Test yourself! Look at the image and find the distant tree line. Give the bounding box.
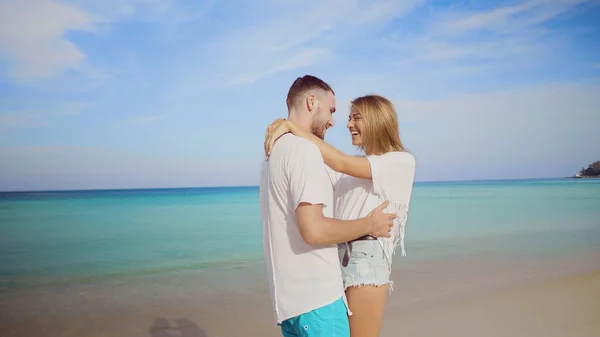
[579,161,600,177]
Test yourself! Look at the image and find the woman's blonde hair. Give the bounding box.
[350,94,406,155]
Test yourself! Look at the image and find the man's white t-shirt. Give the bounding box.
[259,134,345,324]
[329,151,416,266]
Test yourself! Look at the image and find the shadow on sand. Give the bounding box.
[149,318,207,337]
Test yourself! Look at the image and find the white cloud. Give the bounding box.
[386,0,595,78]
[228,48,334,87]
[0,0,174,83]
[0,0,92,82]
[66,0,174,20]
[443,0,540,32]
[439,0,589,34]
[168,0,422,94]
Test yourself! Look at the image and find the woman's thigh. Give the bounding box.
[340,240,391,337]
[346,285,388,337]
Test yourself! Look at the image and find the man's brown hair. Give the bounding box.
[286,75,334,109]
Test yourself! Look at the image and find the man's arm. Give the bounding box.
[287,140,395,246]
[296,201,394,246]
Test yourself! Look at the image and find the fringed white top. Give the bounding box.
[326,151,416,270]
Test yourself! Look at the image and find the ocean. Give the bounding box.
[1,178,599,323]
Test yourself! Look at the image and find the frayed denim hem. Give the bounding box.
[344,280,394,295]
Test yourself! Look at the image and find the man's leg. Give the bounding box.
[289,297,349,337]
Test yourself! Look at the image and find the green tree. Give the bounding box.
[579,161,600,177]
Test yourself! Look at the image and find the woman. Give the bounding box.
[264,94,416,337]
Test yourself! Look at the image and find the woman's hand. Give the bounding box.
[264,118,290,158]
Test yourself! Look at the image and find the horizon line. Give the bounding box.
[0,176,577,193]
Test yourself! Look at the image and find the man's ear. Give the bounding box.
[306,93,316,113]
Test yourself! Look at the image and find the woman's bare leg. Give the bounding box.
[346,284,388,337]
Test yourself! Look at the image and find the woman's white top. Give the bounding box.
[327,151,416,269]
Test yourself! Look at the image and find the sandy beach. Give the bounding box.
[2,267,599,337]
[381,271,600,337]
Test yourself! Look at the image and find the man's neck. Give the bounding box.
[288,110,311,133]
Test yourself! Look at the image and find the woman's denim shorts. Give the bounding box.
[338,240,391,290]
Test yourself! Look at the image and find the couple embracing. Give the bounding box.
[259,75,416,337]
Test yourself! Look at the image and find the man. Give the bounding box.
[259,75,397,337]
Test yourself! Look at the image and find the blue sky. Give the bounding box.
[1,0,599,191]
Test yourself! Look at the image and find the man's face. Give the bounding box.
[310,91,336,139]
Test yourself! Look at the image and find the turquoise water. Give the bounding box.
[1,179,599,296]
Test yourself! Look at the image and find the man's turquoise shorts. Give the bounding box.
[280,297,349,337]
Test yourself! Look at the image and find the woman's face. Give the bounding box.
[347,109,364,147]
